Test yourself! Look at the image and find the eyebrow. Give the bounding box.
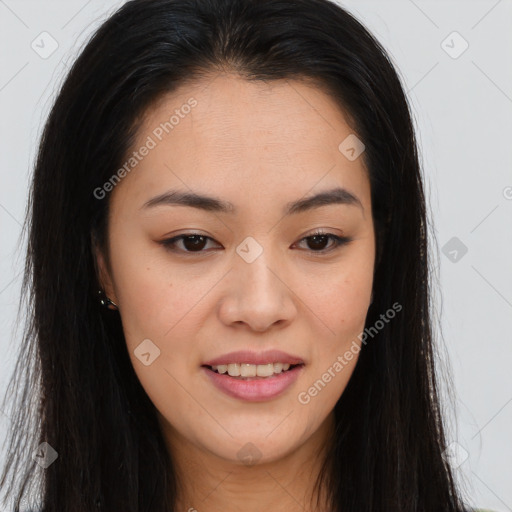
[141,186,363,215]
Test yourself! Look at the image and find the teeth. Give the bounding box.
[212,362,293,377]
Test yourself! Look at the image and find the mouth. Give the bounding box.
[202,362,305,380]
[200,363,305,402]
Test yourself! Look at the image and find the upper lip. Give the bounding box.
[202,349,305,367]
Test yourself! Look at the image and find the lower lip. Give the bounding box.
[201,365,304,402]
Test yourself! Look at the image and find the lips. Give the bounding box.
[201,363,305,401]
[202,349,305,367]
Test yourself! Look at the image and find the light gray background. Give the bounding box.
[0,1,511,510]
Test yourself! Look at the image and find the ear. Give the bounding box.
[91,231,118,304]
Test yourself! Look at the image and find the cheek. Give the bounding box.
[108,234,205,340]
[302,259,373,335]
[298,253,373,387]
[114,262,202,418]
[296,275,368,414]
[305,278,367,383]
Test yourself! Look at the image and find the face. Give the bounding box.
[95,73,375,467]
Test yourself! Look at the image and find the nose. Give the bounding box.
[217,246,297,332]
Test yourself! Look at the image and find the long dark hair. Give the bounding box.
[0,0,471,510]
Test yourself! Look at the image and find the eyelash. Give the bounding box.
[160,230,352,256]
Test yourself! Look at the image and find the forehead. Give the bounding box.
[111,73,370,212]
[139,72,356,154]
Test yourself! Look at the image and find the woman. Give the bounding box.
[0,0,491,510]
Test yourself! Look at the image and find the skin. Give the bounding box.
[95,72,375,512]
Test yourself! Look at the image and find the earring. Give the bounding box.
[97,289,119,311]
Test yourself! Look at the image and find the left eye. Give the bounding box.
[160,231,351,255]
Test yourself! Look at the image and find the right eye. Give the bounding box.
[160,233,221,254]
